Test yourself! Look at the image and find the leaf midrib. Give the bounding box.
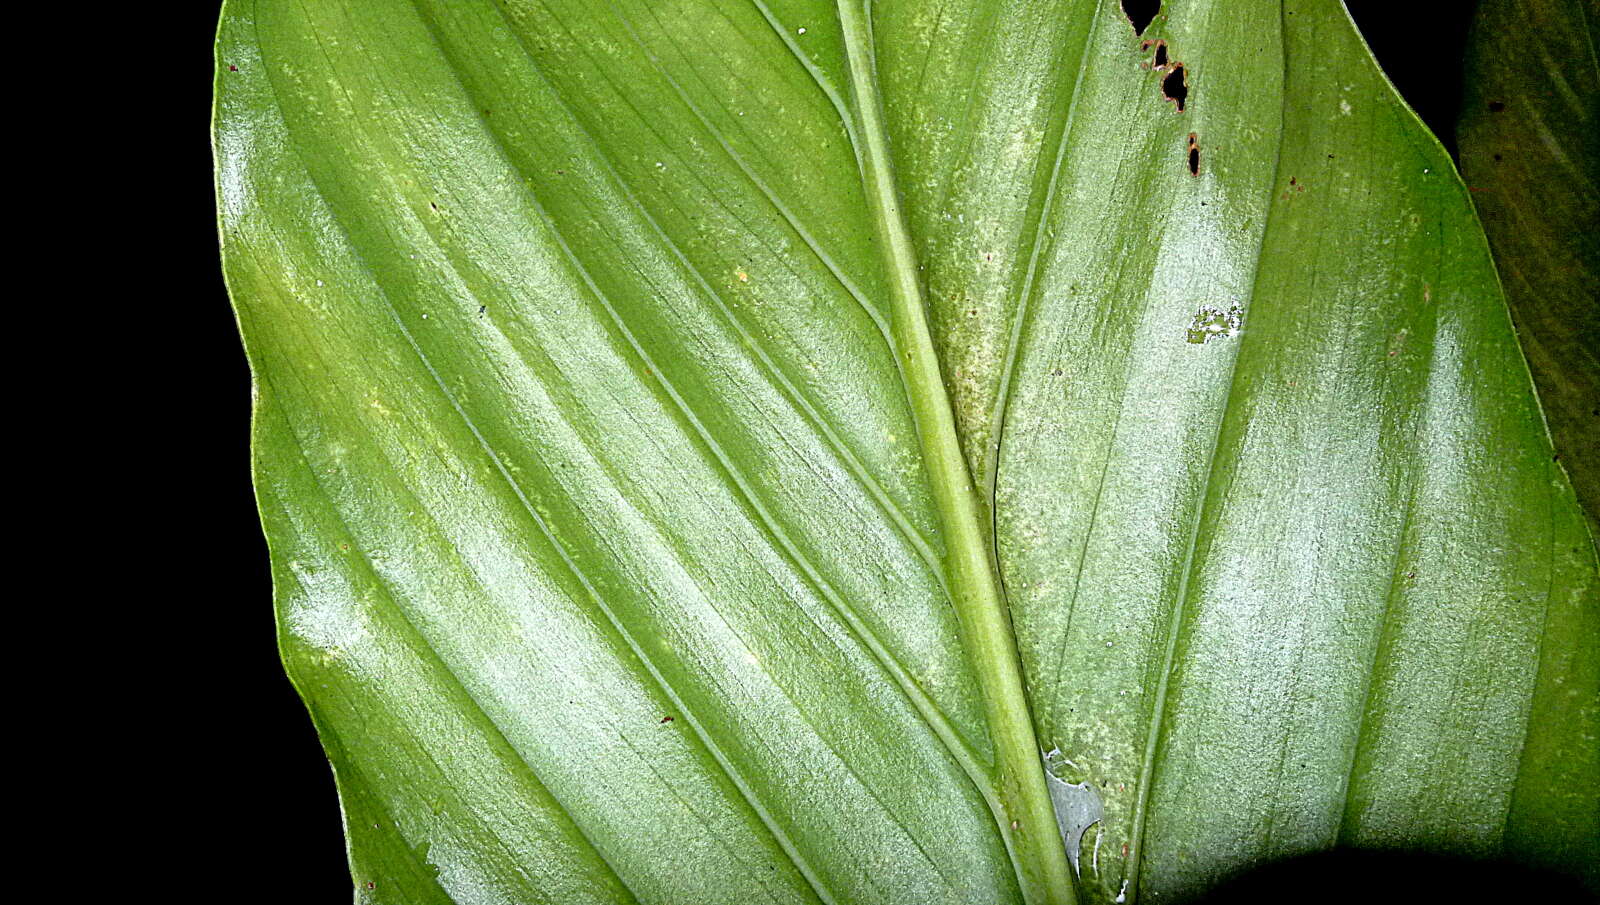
[453,0,998,801]
[832,3,1078,904]
[594,0,943,574]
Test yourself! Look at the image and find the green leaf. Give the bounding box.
[213,1,1600,903]
[1454,0,1600,886]
[1458,0,1600,530]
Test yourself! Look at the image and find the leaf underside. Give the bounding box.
[214,1,1599,903]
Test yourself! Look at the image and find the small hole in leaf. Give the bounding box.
[1122,0,1160,36]
[1153,41,1169,68]
[1187,133,1200,175]
[1162,64,1188,111]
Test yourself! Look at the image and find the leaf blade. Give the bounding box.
[216,0,1600,902]
[219,0,1020,900]
[882,0,1600,900]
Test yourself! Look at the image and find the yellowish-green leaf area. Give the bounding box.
[215,1,1599,903]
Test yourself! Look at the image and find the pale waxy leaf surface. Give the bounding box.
[214,0,1600,903]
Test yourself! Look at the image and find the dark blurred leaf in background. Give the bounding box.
[1459,0,1600,529]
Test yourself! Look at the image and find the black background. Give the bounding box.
[168,2,1586,901]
